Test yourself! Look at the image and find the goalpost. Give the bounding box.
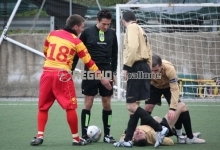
[115,3,220,100]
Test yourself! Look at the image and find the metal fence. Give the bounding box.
[0,16,54,31]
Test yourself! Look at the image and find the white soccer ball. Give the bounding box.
[87,125,102,142]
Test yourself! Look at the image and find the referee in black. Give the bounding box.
[72,9,118,143]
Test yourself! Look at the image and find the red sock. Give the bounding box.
[66,109,80,142]
[37,110,48,139]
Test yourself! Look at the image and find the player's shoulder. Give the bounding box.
[83,25,96,33]
[162,60,175,69]
[127,23,139,29]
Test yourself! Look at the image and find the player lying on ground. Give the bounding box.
[117,102,205,147]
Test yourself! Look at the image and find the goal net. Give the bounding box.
[115,3,220,99]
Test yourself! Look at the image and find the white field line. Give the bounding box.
[0,103,220,107]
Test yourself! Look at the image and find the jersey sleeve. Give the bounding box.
[43,33,50,57]
[162,137,174,146]
[75,39,99,72]
[165,66,180,110]
[123,24,139,68]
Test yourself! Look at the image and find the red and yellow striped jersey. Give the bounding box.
[43,29,99,72]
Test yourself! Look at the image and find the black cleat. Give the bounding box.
[81,135,92,144]
[30,137,43,146]
[103,135,116,143]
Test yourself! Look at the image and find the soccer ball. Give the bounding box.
[87,125,102,142]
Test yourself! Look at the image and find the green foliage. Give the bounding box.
[15,0,129,17]
[72,0,130,6]
[16,9,48,17]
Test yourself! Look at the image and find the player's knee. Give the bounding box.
[84,98,94,110]
[178,102,187,111]
[145,104,154,112]
[153,116,162,123]
[126,103,138,113]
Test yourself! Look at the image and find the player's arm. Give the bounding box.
[43,34,50,57]
[143,32,152,70]
[111,32,118,74]
[123,25,139,70]
[75,40,112,90]
[166,66,180,110]
[71,31,87,71]
[75,40,99,72]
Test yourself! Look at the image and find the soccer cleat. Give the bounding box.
[72,137,89,146]
[30,137,43,146]
[82,135,92,144]
[186,136,206,144]
[154,126,169,148]
[177,135,187,144]
[113,140,132,147]
[177,132,201,144]
[193,132,201,138]
[104,135,116,143]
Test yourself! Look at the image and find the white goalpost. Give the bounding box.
[115,3,220,99]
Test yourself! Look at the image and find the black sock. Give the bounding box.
[102,110,112,137]
[124,114,139,142]
[134,107,162,131]
[81,109,91,137]
[181,111,194,139]
[175,116,182,130]
[140,111,152,125]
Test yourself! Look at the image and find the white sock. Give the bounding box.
[176,129,182,136]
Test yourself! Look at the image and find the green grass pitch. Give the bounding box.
[0,100,220,150]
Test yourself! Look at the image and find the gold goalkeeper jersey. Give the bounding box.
[151,60,180,110]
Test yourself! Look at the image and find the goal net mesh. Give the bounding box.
[116,3,220,99]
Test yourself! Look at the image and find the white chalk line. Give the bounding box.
[0,103,220,107]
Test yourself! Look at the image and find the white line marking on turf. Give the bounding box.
[0,103,220,107]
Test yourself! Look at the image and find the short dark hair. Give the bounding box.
[66,14,85,29]
[152,54,162,67]
[97,9,112,21]
[122,10,136,22]
[133,139,148,147]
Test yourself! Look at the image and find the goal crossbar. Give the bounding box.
[116,3,220,8]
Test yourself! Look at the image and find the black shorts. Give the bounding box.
[145,85,181,105]
[126,61,151,103]
[81,63,113,97]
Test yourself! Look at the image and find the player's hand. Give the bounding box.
[122,70,128,81]
[168,110,176,120]
[101,77,112,90]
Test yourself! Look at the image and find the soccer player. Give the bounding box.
[145,54,204,144]
[30,14,112,146]
[113,11,168,148]
[119,102,205,147]
[72,9,118,143]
